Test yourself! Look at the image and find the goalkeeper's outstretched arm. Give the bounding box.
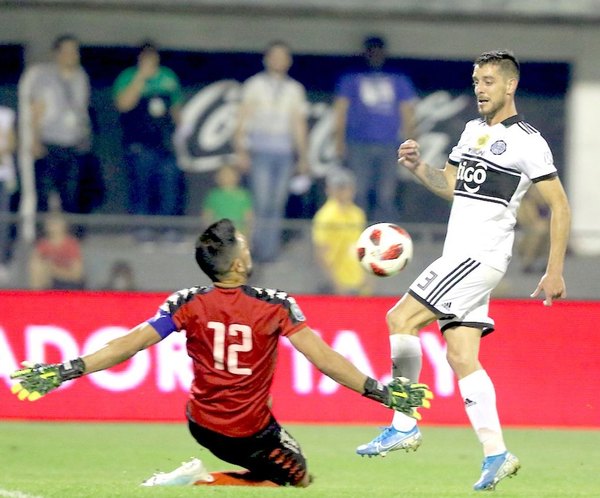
[80,323,162,374]
[10,323,162,401]
[288,326,432,417]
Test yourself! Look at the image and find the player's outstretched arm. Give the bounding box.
[398,139,457,201]
[288,327,432,418]
[10,323,162,401]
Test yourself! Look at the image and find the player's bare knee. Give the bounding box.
[386,307,427,335]
[446,349,477,376]
[386,309,414,335]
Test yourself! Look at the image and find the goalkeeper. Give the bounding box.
[10,218,433,488]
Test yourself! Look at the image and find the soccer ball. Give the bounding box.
[356,223,413,277]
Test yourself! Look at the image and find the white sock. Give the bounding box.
[390,334,421,432]
[458,369,506,456]
[392,411,418,432]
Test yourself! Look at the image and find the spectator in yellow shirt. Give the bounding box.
[312,168,369,295]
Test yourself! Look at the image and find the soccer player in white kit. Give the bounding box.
[356,50,571,491]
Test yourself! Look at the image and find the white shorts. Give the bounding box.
[408,256,504,336]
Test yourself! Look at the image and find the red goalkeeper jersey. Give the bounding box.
[150,285,306,437]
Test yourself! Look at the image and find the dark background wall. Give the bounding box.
[3,44,567,219]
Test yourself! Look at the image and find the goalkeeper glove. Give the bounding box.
[362,376,433,420]
[10,358,86,402]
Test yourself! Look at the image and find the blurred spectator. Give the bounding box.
[28,34,101,214]
[202,164,253,238]
[113,40,185,243]
[104,260,136,291]
[29,212,85,290]
[516,185,550,273]
[312,168,369,295]
[234,40,309,263]
[0,104,17,283]
[333,35,418,222]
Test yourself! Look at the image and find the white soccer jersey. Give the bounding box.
[444,115,557,272]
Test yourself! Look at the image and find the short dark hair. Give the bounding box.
[139,39,159,54]
[52,34,79,51]
[363,35,386,50]
[195,219,239,282]
[474,50,520,78]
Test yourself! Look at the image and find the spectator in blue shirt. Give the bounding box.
[333,35,418,222]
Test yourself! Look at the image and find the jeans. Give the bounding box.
[35,144,84,213]
[249,151,294,262]
[346,141,401,222]
[125,143,182,216]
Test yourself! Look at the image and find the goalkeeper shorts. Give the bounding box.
[187,413,307,486]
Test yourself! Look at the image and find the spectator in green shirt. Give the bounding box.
[113,40,185,243]
[202,164,254,239]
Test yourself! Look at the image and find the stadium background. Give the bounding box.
[0,1,598,428]
[0,1,598,255]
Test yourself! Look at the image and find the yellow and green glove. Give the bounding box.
[10,358,86,401]
[363,376,433,419]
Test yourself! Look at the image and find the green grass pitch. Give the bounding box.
[1,422,598,497]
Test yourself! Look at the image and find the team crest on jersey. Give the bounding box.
[490,140,507,155]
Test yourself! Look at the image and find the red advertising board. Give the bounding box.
[0,291,598,427]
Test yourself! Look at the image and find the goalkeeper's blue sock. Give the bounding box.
[459,369,507,457]
[390,334,422,431]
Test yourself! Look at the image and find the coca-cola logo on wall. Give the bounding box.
[174,81,470,178]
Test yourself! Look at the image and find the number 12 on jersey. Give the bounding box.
[209,321,253,375]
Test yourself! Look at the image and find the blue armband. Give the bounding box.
[147,310,178,339]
